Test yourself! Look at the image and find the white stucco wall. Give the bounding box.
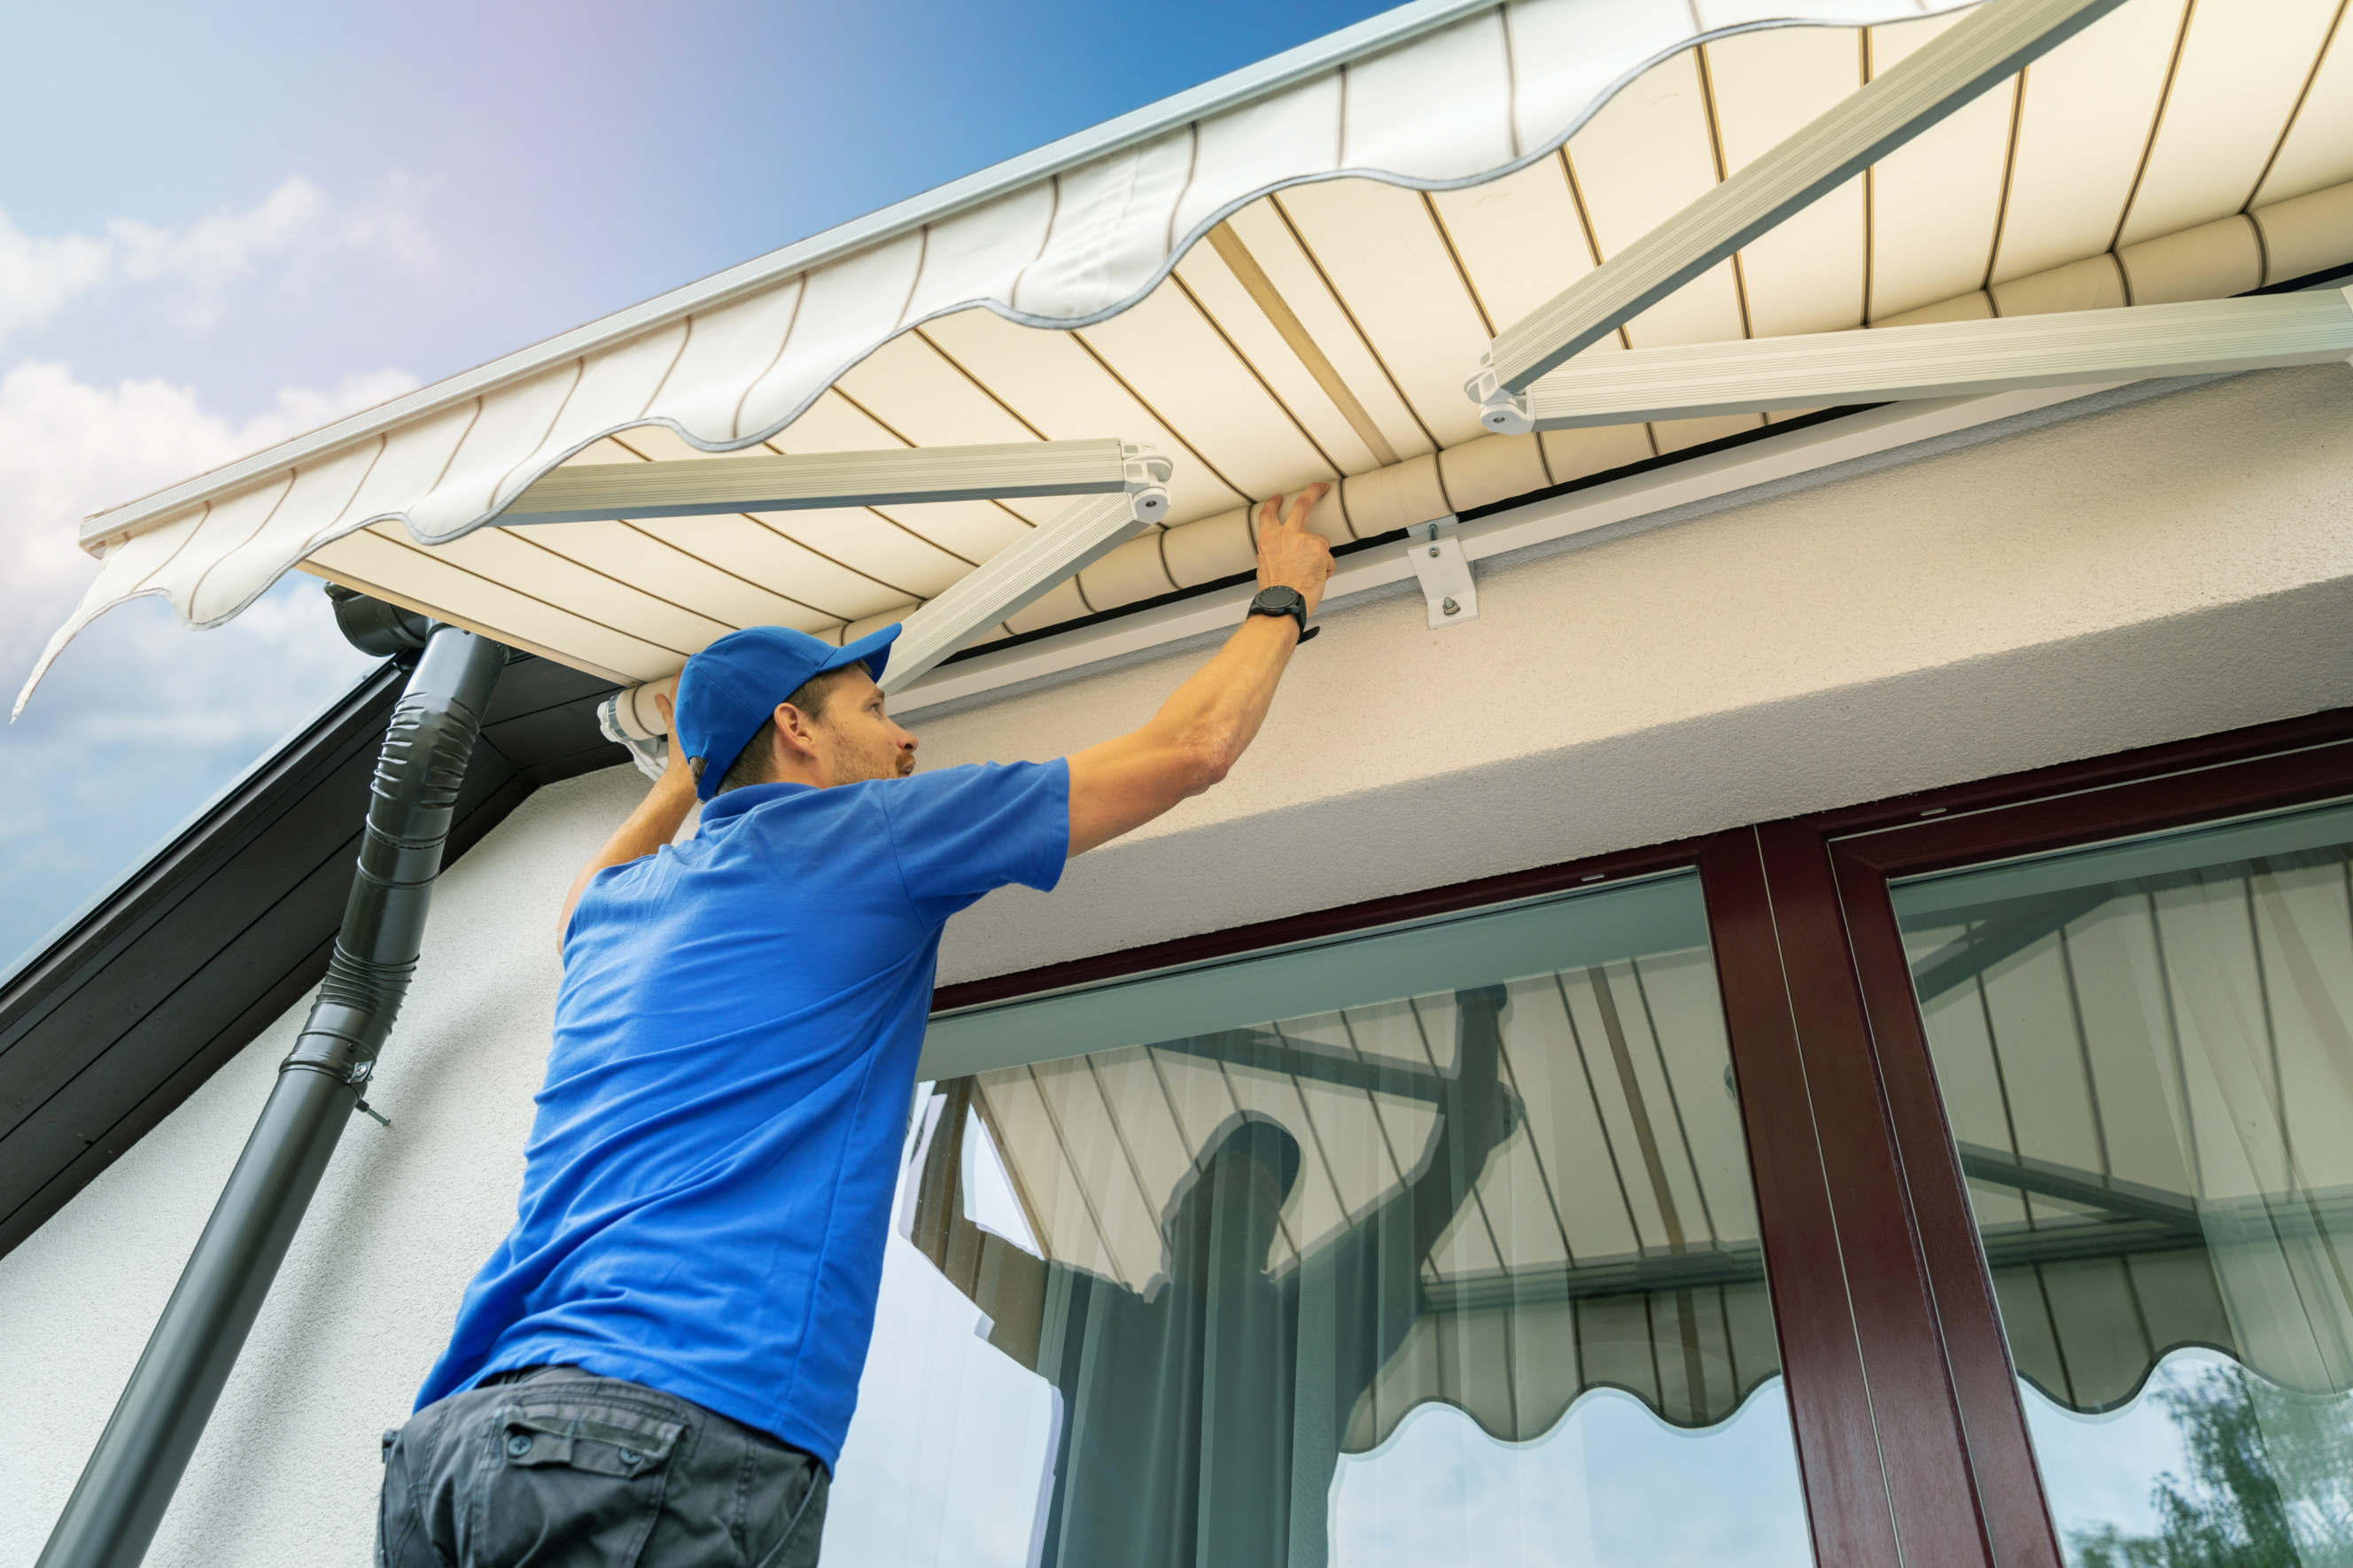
[0,767,638,1567]
[5,366,2352,1564]
[920,366,2353,983]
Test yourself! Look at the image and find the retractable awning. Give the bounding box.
[22,0,2353,714]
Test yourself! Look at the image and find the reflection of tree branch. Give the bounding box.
[2068,1359,2353,1568]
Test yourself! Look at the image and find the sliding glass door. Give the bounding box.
[830,873,1814,1568]
[1888,802,2353,1568]
[811,708,2353,1568]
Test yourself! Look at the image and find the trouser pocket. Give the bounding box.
[746,1456,829,1568]
[470,1393,686,1566]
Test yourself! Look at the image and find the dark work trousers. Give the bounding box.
[377,1365,828,1568]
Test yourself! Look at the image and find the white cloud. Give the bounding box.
[0,223,110,342]
[0,358,419,682]
[0,360,413,967]
[0,174,434,342]
[0,182,439,968]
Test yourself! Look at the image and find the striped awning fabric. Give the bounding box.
[22,0,2353,710]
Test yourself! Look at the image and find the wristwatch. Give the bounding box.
[1246,585,1318,643]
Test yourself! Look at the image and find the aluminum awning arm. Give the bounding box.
[597,441,1173,757]
[1464,0,2131,434]
[879,481,1166,694]
[496,437,1169,526]
[1502,286,2353,430]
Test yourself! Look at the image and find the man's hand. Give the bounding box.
[1064,485,1333,858]
[1254,485,1335,615]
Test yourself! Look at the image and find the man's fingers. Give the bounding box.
[1256,483,1330,540]
[1283,483,1330,532]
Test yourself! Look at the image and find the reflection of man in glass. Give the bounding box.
[926,986,1513,1568]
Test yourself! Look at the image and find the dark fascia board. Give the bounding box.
[0,653,622,1260]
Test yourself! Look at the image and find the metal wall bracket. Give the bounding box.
[1406,518,1477,628]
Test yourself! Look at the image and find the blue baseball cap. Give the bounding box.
[673,623,901,800]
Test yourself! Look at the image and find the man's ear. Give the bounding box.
[771,701,822,762]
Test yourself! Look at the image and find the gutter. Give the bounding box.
[35,612,507,1568]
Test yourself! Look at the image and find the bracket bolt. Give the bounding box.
[1441,596,1461,617]
[1427,545,1440,557]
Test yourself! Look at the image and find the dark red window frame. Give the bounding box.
[1801,708,2353,1568]
[930,705,2353,1568]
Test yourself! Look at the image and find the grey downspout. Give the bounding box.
[36,613,506,1568]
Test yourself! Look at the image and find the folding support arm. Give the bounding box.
[1508,287,2353,430]
[595,445,1173,755]
[880,484,1164,693]
[501,437,1170,525]
[1467,0,2131,432]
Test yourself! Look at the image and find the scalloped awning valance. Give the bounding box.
[21,0,2353,714]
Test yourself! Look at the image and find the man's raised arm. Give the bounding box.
[557,695,695,946]
[1064,485,1332,858]
[555,482,1333,940]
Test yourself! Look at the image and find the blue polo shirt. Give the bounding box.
[415,759,1068,1468]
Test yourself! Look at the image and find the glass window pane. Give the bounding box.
[827,873,1815,1567]
[1891,802,2353,1567]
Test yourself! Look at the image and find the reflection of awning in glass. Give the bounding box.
[908,955,1780,1445]
[1900,823,2353,1415]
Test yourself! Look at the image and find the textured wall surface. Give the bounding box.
[917,366,2353,982]
[0,767,641,1568]
[4,367,2352,1564]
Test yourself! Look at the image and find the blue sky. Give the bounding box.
[0,0,1402,971]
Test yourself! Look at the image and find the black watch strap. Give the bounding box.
[1246,586,1318,643]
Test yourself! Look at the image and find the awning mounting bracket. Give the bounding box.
[1406,517,1476,629]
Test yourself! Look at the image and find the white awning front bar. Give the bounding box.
[499,439,1168,528]
[599,446,1174,741]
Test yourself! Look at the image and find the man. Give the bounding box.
[912,989,1517,1568]
[377,487,1333,1567]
